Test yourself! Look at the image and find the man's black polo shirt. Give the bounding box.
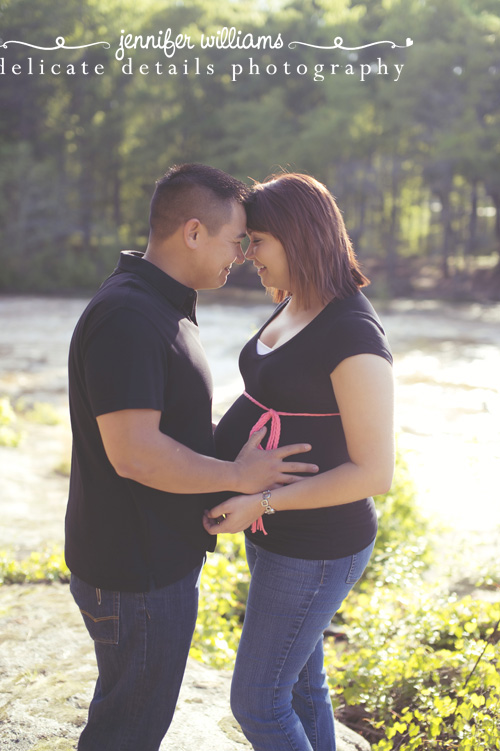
[65,251,219,592]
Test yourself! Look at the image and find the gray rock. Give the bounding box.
[164,657,371,751]
[335,720,372,751]
[0,584,370,751]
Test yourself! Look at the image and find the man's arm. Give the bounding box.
[97,408,318,495]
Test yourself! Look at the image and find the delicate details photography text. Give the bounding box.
[0,27,413,83]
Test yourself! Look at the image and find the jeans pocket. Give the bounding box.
[70,574,120,645]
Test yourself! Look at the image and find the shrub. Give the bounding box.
[22,401,62,426]
[0,396,23,447]
[365,448,435,588]
[327,582,500,750]
[191,536,249,668]
[0,546,70,585]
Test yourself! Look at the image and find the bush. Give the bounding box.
[364,449,435,589]
[327,582,500,750]
[325,452,500,750]
[0,396,23,447]
[0,546,70,585]
[21,401,62,426]
[0,397,63,446]
[191,536,249,668]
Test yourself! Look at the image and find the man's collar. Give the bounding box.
[117,251,198,323]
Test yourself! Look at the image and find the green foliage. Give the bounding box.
[374,447,431,550]
[323,453,500,750]
[473,558,500,592]
[18,400,62,426]
[0,397,63,446]
[191,535,249,668]
[0,546,70,585]
[327,585,500,750]
[0,396,23,447]
[54,456,72,477]
[364,449,435,589]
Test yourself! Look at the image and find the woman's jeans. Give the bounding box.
[70,561,203,751]
[231,538,374,751]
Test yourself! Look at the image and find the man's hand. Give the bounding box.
[231,427,318,494]
[203,494,262,535]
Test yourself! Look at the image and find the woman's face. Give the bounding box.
[245,231,291,291]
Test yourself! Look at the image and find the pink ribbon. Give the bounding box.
[244,392,340,534]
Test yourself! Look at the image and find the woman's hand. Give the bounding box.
[203,494,263,535]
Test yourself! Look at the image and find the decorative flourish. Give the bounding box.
[288,36,413,51]
[0,36,110,50]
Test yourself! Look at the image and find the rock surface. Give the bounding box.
[0,584,370,751]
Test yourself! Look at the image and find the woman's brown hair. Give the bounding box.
[244,172,369,307]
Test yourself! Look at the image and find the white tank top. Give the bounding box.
[256,339,273,355]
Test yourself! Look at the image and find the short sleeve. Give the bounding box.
[83,307,167,417]
[322,312,393,374]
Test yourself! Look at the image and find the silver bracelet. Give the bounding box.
[261,490,276,515]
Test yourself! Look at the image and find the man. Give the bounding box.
[65,163,316,751]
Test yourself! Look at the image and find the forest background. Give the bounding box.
[0,0,499,299]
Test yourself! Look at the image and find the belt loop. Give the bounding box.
[96,588,102,606]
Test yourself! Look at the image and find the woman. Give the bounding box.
[204,172,394,751]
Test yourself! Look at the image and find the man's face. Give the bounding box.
[195,202,247,290]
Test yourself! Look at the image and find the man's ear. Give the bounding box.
[184,218,202,249]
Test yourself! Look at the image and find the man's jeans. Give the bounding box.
[70,562,203,751]
[231,538,375,751]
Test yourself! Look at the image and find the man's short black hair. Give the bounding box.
[149,163,249,241]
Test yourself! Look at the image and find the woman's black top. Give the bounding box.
[214,291,393,560]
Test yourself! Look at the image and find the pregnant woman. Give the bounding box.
[204,172,394,751]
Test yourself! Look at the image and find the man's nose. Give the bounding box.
[234,245,246,265]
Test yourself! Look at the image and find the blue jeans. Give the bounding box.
[70,562,203,751]
[231,538,374,751]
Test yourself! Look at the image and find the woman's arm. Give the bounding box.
[204,353,394,534]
